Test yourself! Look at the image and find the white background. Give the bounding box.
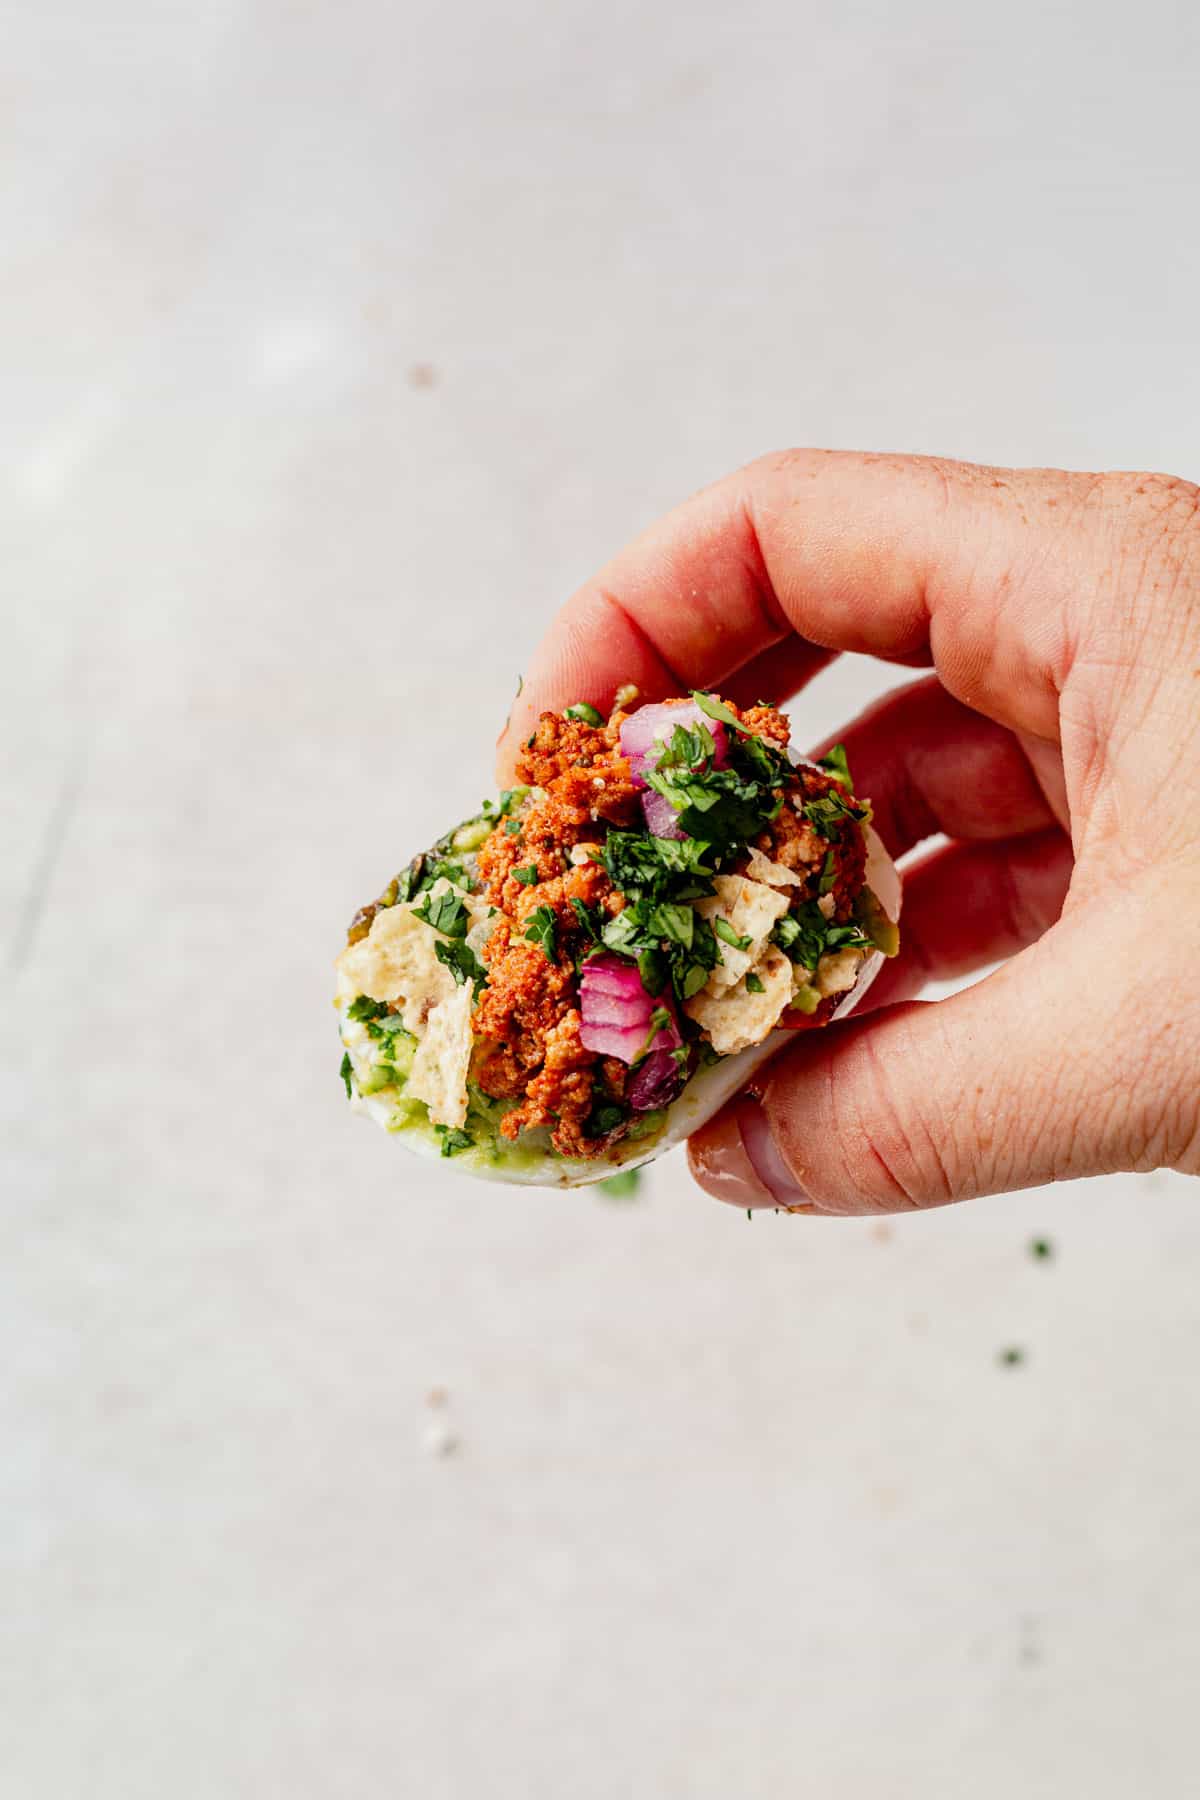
[3,3,1198,1794]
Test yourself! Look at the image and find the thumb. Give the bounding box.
[688,893,1186,1214]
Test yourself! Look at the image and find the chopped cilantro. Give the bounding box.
[524,905,558,962]
[691,690,745,733]
[772,904,869,974]
[655,720,717,774]
[504,819,523,836]
[714,917,752,951]
[565,701,605,727]
[513,865,540,885]
[414,889,469,938]
[434,938,488,988]
[347,995,388,1023]
[569,897,603,943]
[436,1126,473,1157]
[745,971,765,994]
[1030,1238,1054,1261]
[803,788,866,839]
[997,1346,1026,1368]
[818,852,838,896]
[339,1052,354,1098]
[681,962,710,999]
[600,830,713,900]
[637,947,668,995]
[818,744,853,789]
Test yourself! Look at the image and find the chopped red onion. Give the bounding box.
[618,700,728,840]
[579,954,686,1110]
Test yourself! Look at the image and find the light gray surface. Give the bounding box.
[3,3,1198,1794]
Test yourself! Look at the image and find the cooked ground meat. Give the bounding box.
[754,764,867,918]
[498,1010,599,1155]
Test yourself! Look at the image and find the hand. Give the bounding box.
[497,452,1200,1214]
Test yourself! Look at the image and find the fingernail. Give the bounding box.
[688,1094,814,1212]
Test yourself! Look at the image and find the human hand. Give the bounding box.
[497,453,1200,1214]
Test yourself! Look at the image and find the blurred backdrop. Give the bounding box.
[3,2,1199,1795]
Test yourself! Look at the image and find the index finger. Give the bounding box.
[497,449,1088,781]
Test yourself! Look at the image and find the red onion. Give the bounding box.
[618,701,728,840]
[579,954,686,1110]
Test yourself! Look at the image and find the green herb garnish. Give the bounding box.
[1030,1238,1054,1261]
[513,865,540,885]
[818,744,853,789]
[745,972,765,994]
[414,888,469,938]
[436,1126,473,1157]
[524,905,558,962]
[339,1052,354,1098]
[347,995,388,1023]
[565,701,605,727]
[434,938,487,988]
[713,917,752,951]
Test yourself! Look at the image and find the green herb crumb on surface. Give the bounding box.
[598,1169,642,1200]
[1029,1237,1054,1260]
[997,1346,1026,1368]
[340,1053,354,1098]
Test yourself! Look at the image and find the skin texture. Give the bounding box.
[497,451,1200,1214]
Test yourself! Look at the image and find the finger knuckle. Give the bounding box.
[803,1017,963,1213]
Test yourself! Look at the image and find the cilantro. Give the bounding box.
[415,889,469,938]
[524,905,558,962]
[645,760,785,851]
[569,897,603,943]
[565,701,605,727]
[818,744,853,789]
[347,995,388,1023]
[803,789,866,839]
[681,962,710,999]
[818,852,838,896]
[637,947,668,995]
[498,787,528,815]
[655,721,717,774]
[772,904,868,974]
[653,903,694,946]
[997,1346,1026,1368]
[691,690,745,733]
[434,939,487,987]
[745,972,765,994]
[513,865,540,885]
[600,831,713,900]
[339,1052,354,1098]
[1030,1237,1054,1261]
[714,917,751,951]
[504,819,522,836]
[436,1126,473,1157]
